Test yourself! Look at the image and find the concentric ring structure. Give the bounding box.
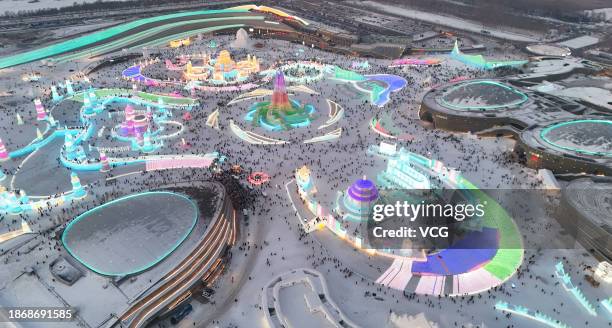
[518,118,612,175]
[347,179,379,202]
[62,191,198,276]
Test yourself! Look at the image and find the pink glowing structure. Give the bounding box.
[270,71,291,111]
[99,152,111,172]
[389,58,442,67]
[0,138,8,161]
[118,104,148,137]
[246,70,315,130]
[34,99,47,120]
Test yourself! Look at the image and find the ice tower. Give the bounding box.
[0,138,9,161]
[64,133,77,161]
[270,70,291,111]
[336,177,379,222]
[34,99,47,120]
[65,80,74,95]
[99,152,111,172]
[119,104,136,137]
[51,85,61,102]
[245,70,316,130]
[70,172,87,199]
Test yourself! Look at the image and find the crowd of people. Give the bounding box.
[0,34,605,328]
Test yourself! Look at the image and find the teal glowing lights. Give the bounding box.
[62,191,199,276]
[0,9,249,68]
[540,119,612,157]
[440,80,529,111]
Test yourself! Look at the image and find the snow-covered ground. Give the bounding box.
[551,86,612,111]
[347,0,541,42]
[585,7,612,21]
[559,35,601,49]
[0,26,610,328]
[0,0,129,14]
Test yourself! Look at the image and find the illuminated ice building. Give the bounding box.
[34,99,47,120]
[295,166,323,222]
[246,71,316,130]
[65,80,74,95]
[0,138,9,161]
[63,131,87,163]
[377,149,431,190]
[296,166,316,196]
[51,85,61,102]
[118,104,149,137]
[0,187,32,215]
[336,177,379,221]
[212,50,259,81]
[183,50,259,83]
[70,172,87,200]
[82,90,103,117]
[136,129,161,153]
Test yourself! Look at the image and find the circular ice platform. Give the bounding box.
[540,119,612,156]
[518,118,612,175]
[439,80,528,111]
[62,191,198,276]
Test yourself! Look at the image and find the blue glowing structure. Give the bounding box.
[51,85,62,102]
[335,177,379,222]
[18,191,32,212]
[450,40,528,70]
[6,192,24,215]
[363,74,407,107]
[495,301,570,328]
[134,128,162,153]
[70,172,87,200]
[245,71,316,131]
[555,261,597,316]
[0,189,35,215]
[82,90,104,117]
[65,80,74,95]
[63,132,78,161]
[376,149,431,189]
[602,298,612,315]
[296,166,315,196]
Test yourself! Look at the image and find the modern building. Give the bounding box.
[419,79,583,134]
[525,43,572,57]
[419,79,612,174]
[12,182,238,328]
[517,118,612,175]
[557,178,612,261]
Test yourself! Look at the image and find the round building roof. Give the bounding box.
[62,191,198,276]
